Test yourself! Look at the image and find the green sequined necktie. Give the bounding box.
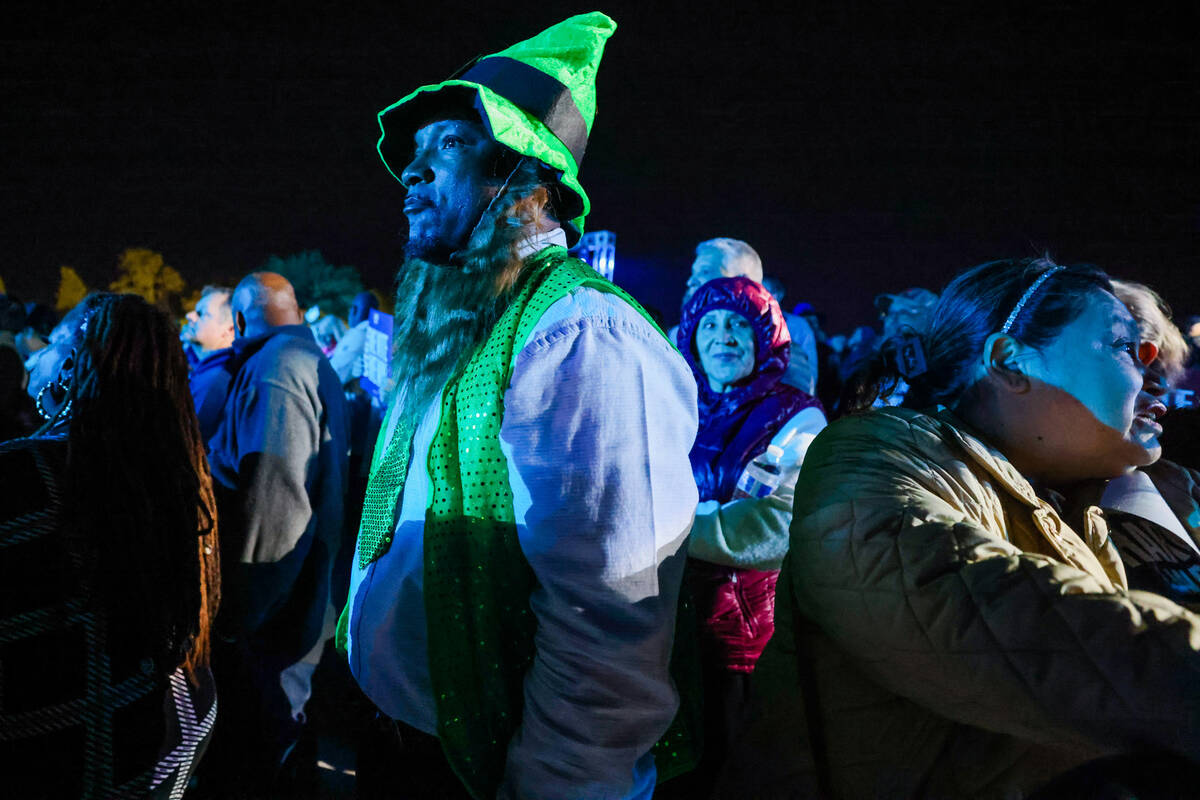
[357,407,415,568]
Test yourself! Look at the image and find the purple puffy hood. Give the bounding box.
[677,276,792,415]
[678,277,820,503]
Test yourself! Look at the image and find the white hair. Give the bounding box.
[695,237,763,283]
[1111,278,1190,382]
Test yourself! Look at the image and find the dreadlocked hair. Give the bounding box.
[389,157,558,425]
[61,293,219,684]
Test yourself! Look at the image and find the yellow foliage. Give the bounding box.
[109,248,186,306]
[55,266,89,313]
[0,275,6,294]
[180,288,203,313]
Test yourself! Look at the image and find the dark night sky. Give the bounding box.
[3,1,1198,332]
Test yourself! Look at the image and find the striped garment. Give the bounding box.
[0,434,216,799]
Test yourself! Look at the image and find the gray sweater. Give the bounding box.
[208,324,349,666]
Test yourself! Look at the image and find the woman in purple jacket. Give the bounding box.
[674,276,826,790]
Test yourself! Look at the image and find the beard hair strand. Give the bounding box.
[387,255,508,426]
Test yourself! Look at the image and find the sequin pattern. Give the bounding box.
[425,252,601,798]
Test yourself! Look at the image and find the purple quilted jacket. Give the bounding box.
[677,277,821,671]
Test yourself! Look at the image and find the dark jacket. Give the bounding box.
[207,325,349,667]
[188,346,235,443]
[722,407,1200,799]
[678,277,821,671]
[0,435,216,798]
[1064,459,1200,612]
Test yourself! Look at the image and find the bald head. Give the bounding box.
[232,272,302,338]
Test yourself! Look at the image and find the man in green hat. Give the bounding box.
[340,13,700,799]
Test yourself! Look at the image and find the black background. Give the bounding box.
[4,1,1197,331]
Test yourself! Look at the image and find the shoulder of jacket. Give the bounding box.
[822,407,946,448]
[805,409,979,487]
[234,334,325,396]
[251,331,322,368]
[1145,458,1200,508]
[1147,458,1200,487]
[525,286,664,349]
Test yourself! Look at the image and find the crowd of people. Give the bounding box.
[5,11,1200,800]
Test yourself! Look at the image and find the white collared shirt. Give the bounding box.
[514,226,569,260]
[345,236,699,800]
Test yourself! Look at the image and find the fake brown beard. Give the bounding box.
[387,252,520,427]
[387,158,554,425]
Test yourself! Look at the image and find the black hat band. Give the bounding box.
[461,56,588,168]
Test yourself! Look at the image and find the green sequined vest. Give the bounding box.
[345,248,700,798]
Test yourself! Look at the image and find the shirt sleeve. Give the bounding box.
[496,292,699,800]
[688,406,827,570]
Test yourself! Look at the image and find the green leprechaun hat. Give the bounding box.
[376,12,615,244]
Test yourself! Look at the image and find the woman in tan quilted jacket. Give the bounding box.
[722,257,1200,799]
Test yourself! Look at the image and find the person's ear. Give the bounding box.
[234,310,246,337]
[981,332,1030,393]
[58,349,76,379]
[51,348,78,397]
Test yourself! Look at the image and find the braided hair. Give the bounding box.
[60,293,219,683]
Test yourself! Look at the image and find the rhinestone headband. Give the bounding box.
[999,266,1065,335]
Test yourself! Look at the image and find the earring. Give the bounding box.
[34,380,72,422]
[34,383,54,420]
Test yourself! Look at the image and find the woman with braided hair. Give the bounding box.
[23,291,107,419]
[0,293,220,799]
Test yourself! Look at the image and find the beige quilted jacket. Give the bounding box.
[723,407,1200,799]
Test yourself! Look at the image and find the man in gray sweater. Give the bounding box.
[198,271,349,796]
